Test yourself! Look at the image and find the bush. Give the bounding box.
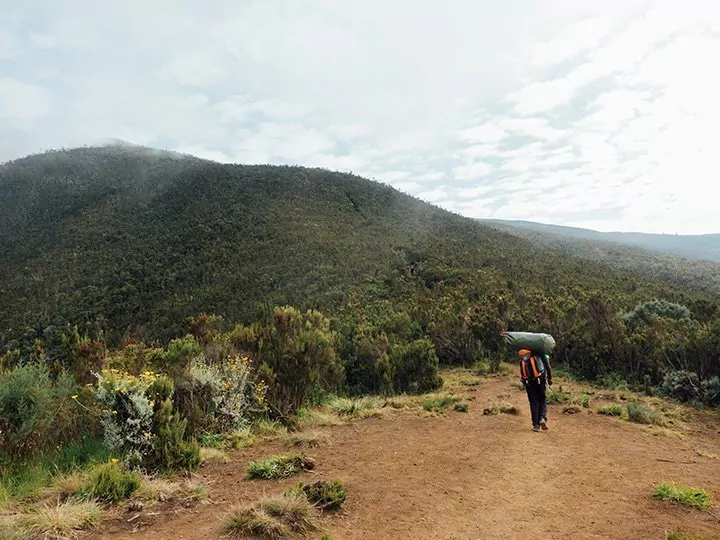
[287,479,347,510]
[247,453,315,480]
[701,376,720,407]
[0,362,82,457]
[180,354,267,436]
[232,307,344,419]
[95,369,199,471]
[89,461,141,502]
[626,401,664,425]
[652,482,713,509]
[390,339,443,395]
[660,370,702,403]
[94,369,156,467]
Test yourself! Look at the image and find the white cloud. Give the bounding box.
[452,162,493,181]
[0,79,52,121]
[2,1,720,233]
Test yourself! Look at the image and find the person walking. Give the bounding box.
[519,349,553,431]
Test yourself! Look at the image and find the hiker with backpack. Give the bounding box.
[500,331,556,432]
[519,349,553,431]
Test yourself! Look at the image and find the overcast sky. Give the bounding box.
[1,1,719,234]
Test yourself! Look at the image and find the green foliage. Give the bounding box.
[623,299,693,328]
[89,461,141,502]
[701,376,720,407]
[421,395,458,412]
[652,482,713,509]
[597,405,624,417]
[0,362,85,457]
[287,479,347,510]
[626,401,664,425]
[389,338,443,394]
[453,402,469,412]
[660,370,702,403]
[247,453,314,480]
[546,386,573,404]
[233,307,343,419]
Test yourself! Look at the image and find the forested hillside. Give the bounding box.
[1,145,719,392]
[483,219,720,262]
[483,220,720,295]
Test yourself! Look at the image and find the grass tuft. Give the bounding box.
[89,461,142,502]
[546,386,573,404]
[327,397,383,418]
[224,492,315,539]
[652,482,713,509]
[627,401,665,426]
[482,401,519,416]
[283,431,330,449]
[247,454,315,480]
[597,405,624,417]
[16,500,101,536]
[421,395,459,413]
[200,447,229,464]
[453,402,469,413]
[287,479,347,510]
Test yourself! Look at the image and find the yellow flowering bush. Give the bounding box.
[188,354,267,432]
[95,369,157,467]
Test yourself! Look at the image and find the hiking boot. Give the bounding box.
[540,418,548,431]
[532,425,540,432]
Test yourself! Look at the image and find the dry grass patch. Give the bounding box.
[247,454,315,480]
[252,419,289,439]
[327,396,385,419]
[483,401,520,416]
[283,431,330,449]
[224,491,316,539]
[200,447,229,464]
[134,477,208,504]
[14,500,101,537]
[695,448,719,460]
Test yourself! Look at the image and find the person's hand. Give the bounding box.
[547,379,553,386]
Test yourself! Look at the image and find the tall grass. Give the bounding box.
[0,437,109,502]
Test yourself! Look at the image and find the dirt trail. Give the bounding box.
[93,375,720,539]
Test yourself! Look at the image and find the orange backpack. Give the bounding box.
[519,349,545,382]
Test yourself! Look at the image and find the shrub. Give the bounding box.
[390,339,443,395]
[247,454,315,480]
[597,405,624,417]
[0,362,81,457]
[652,482,713,509]
[626,401,664,425]
[660,370,702,403]
[232,307,344,418]
[182,354,267,435]
[95,369,200,471]
[94,369,156,467]
[287,479,347,510]
[89,461,141,502]
[701,376,720,407]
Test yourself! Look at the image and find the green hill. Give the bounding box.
[1,144,719,390]
[482,220,720,295]
[483,219,720,262]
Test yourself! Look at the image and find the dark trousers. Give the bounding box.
[525,379,547,427]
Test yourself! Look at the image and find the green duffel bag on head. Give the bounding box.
[500,331,556,355]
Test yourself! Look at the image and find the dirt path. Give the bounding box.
[93,375,720,539]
